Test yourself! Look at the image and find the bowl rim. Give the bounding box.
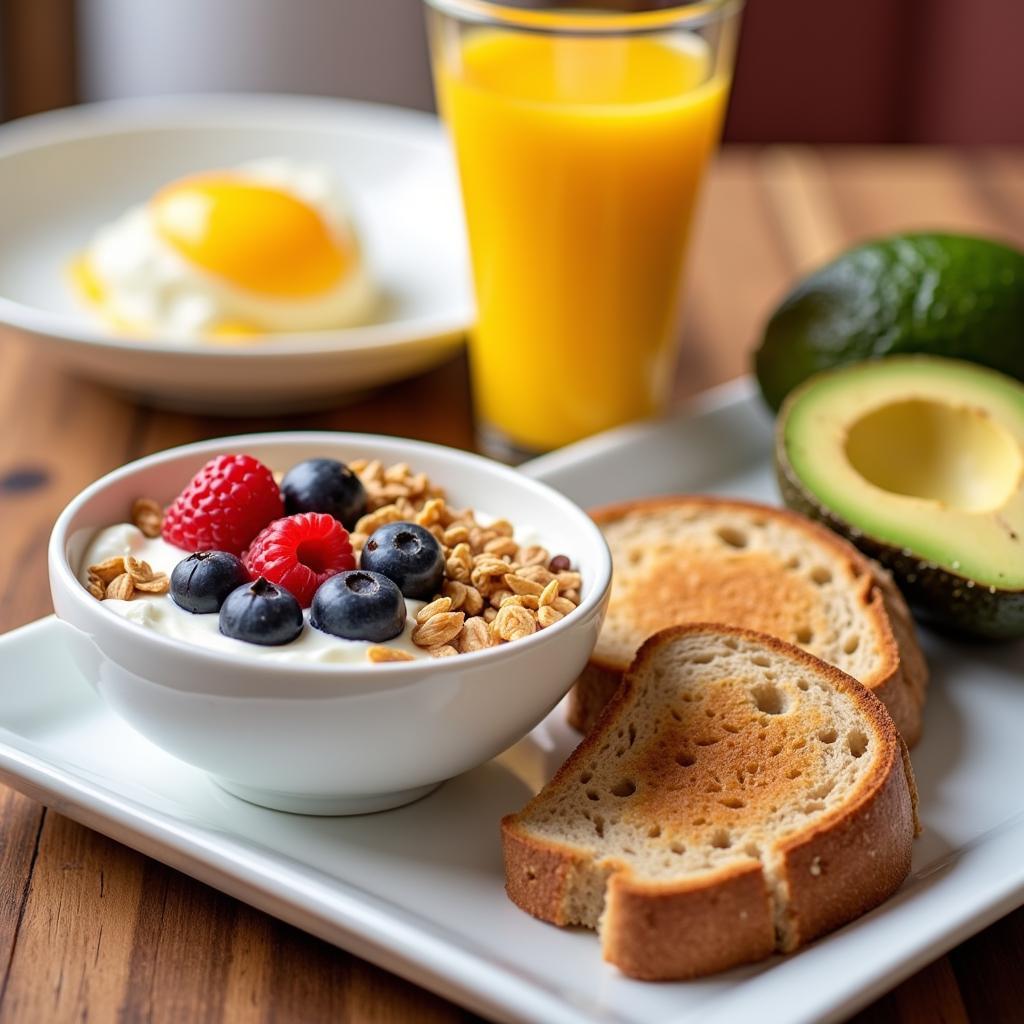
[49,431,612,676]
[0,93,473,358]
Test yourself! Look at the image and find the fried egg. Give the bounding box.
[71,160,377,339]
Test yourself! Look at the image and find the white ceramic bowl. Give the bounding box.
[48,433,611,815]
[0,95,472,413]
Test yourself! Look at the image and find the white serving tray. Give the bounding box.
[1,379,1022,1024]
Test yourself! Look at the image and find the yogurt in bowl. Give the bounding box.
[49,432,612,815]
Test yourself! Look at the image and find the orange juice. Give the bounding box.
[438,30,730,451]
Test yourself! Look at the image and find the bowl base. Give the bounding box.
[212,777,443,816]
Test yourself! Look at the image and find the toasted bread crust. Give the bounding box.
[602,861,774,980]
[503,623,918,981]
[570,496,927,744]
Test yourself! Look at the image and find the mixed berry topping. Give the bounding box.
[170,550,250,614]
[162,454,283,556]
[219,577,304,646]
[310,570,406,643]
[360,522,445,600]
[281,458,367,529]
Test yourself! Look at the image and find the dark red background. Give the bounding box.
[725,0,1024,143]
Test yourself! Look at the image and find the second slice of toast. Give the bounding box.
[570,497,928,744]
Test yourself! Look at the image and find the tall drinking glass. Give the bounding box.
[425,0,743,458]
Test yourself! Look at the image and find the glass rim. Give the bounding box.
[422,0,744,33]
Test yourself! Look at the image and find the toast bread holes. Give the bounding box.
[720,796,746,809]
[794,625,814,645]
[526,869,537,881]
[787,768,802,780]
[723,721,741,734]
[785,555,801,569]
[710,829,732,849]
[627,548,644,567]
[586,789,600,801]
[802,800,825,814]
[848,729,869,758]
[670,708,683,722]
[704,779,723,793]
[843,634,861,654]
[610,779,637,798]
[744,842,762,859]
[579,772,593,785]
[721,637,739,651]
[810,566,833,586]
[792,737,807,749]
[751,654,771,668]
[807,779,836,800]
[692,817,707,827]
[648,824,662,839]
[676,752,696,768]
[670,842,686,855]
[690,651,715,664]
[593,815,605,838]
[751,682,788,715]
[817,727,838,744]
[715,526,749,549]
[769,745,783,757]
[797,678,810,691]
[696,735,721,747]
[622,847,637,856]
[628,723,637,747]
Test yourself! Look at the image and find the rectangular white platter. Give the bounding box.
[1,377,1022,1024]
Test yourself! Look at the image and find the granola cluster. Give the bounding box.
[348,459,583,662]
[85,553,169,601]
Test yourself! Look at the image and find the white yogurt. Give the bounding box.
[77,524,428,663]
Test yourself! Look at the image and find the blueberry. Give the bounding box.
[360,522,445,600]
[170,550,250,614]
[219,577,304,646]
[280,458,367,529]
[310,570,406,642]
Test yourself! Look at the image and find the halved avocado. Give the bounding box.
[776,356,1024,639]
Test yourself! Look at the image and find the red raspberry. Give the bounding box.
[243,512,355,607]
[162,454,283,555]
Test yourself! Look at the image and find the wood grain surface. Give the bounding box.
[0,147,1022,1023]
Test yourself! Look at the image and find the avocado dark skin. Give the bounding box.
[756,233,1024,411]
[776,454,1024,641]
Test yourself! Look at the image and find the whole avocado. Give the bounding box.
[755,232,1024,411]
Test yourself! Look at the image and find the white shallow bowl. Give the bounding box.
[48,433,611,815]
[0,95,472,413]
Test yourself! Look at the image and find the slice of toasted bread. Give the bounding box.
[569,497,928,745]
[503,624,919,981]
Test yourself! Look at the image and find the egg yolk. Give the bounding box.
[151,175,353,297]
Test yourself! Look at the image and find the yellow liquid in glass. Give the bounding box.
[440,31,729,450]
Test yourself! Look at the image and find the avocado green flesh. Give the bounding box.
[781,358,1024,589]
[756,233,1024,411]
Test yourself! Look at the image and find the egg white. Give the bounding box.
[79,159,377,339]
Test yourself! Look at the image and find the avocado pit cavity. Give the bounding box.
[844,398,1023,513]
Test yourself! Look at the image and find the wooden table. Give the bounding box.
[1,147,1022,1022]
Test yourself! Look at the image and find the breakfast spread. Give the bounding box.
[777,356,1024,639]
[70,159,377,339]
[78,454,582,661]
[567,497,928,744]
[502,623,919,981]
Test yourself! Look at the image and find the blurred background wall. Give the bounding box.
[2,0,1022,142]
